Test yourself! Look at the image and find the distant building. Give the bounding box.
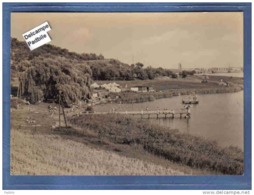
[218,79,229,87]
[91,82,100,89]
[208,67,230,73]
[193,68,204,74]
[130,86,155,93]
[100,82,121,93]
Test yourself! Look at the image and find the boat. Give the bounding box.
[182,95,199,104]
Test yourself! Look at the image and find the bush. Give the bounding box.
[85,105,94,113]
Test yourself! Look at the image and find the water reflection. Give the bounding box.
[148,117,191,134]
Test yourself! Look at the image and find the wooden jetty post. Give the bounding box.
[84,109,191,119]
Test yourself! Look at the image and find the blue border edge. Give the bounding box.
[2,3,252,190]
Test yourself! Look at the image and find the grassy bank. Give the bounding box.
[111,85,243,103]
[11,129,185,175]
[70,114,243,175]
[11,105,186,175]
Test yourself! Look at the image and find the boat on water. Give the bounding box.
[182,94,199,104]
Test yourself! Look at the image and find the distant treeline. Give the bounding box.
[11,38,194,81]
[90,62,176,81]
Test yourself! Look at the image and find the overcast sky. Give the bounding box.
[11,12,243,69]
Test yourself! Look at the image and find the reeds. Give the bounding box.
[70,114,244,175]
[11,129,184,175]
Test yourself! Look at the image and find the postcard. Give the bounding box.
[3,3,252,190]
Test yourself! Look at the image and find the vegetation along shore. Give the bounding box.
[70,114,243,175]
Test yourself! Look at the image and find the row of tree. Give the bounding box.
[90,62,195,81]
[90,62,175,81]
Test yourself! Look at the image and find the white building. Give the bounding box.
[100,83,121,93]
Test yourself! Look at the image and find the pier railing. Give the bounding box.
[84,109,190,119]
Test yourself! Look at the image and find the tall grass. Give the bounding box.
[11,129,184,175]
[70,114,244,175]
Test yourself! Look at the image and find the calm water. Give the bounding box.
[95,91,243,149]
[199,72,243,78]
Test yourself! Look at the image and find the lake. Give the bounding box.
[94,91,244,149]
[198,72,243,78]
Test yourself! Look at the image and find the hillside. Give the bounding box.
[11,38,176,82]
[11,38,133,80]
[11,38,118,63]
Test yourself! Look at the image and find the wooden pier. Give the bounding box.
[84,109,190,119]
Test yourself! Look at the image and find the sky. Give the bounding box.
[11,12,243,69]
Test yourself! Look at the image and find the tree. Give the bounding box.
[181,71,188,78]
[135,62,144,69]
[18,56,92,107]
[91,66,101,80]
[145,66,155,80]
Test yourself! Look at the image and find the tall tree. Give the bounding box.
[18,56,92,107]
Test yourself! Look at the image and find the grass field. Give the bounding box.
[10,103,201,175]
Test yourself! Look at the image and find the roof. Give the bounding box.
[91,83,100,88]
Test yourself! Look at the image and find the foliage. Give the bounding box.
[70,114,244,175]
[85,105,94,113]
[181,70,196,78]
[11,38,103,64]
[17,56,92,106]
[11,38,175,81]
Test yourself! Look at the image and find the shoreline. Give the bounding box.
[109,85,243,104]
[69,114,243,175]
